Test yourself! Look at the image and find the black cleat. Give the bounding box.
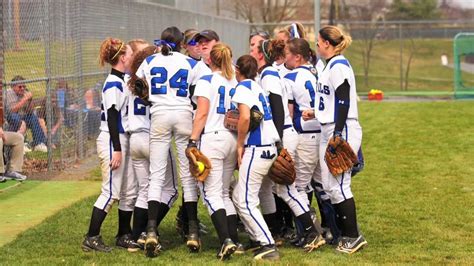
[253,244,280,261]
[144,229,161,258]
[303,232,326,252]
[186,220,201,252]
[116,233,141,253]
[335,235,368,254]
[216,238,237,261]
[234,242,245,255]
[136,232,146,250]
[81,235,112,253]
[245,239,262,252]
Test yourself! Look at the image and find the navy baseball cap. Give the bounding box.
[193,30,220,42]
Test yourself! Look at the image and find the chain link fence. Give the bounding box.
[253,20,474,93]
[0,0,250,174]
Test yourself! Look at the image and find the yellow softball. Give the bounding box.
[196,161,205,174]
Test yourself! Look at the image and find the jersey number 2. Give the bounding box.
[150,67,189,97]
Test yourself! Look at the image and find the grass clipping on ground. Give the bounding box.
[0,101,473,264]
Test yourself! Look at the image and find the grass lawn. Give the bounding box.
[0,101,473,264]
[0,180,100,247]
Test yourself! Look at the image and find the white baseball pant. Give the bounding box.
[148,110,197,203]
[320,119,362,204]
[95,131,137,212]
[294,132,321,208]
[273,126,310,217]
[233,146,277,246]
[130,132,178,209]
[198,130,237,216]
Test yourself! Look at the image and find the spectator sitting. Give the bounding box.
[0,127,27,181]
[36,93,64,149]
[5,76,47,152]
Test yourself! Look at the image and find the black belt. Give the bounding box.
[244,143,275,148]
[297,130,321,134]
[283,125,293,129]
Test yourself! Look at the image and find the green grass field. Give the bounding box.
[0,101,473,264]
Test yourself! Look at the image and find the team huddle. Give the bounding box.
[81,23,367,261]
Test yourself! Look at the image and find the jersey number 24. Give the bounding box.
[150,67,188,97]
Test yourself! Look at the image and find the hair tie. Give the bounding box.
[290,23,300,39]
[111,42,124,60]
[261,40,271,62]
[154,39,177,50]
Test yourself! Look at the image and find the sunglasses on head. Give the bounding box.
[250,31,270,39]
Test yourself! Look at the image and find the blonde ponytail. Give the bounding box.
[319,25,352,54]
[210,43,234,80]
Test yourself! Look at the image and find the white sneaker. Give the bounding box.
[5,171,27,181]
[34,143,48,152]
[0,175,6,183]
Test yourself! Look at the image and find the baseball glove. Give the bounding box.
[324,135,359,177]
[267,148,296,185]
[185,147,211,182]
[134,78,150,105]
[223,108,263,132]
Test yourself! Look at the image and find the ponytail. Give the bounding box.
[157,26,184,56]
[210,43,234,80]
[99,37,126,67]
[319,25,352,54]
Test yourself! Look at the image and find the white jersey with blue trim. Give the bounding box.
[195,60,212,78]
[284,64,321,133]
[272,61,291,79]
[99,73,129,133]
[257,66,293,127]
[136,51,199,113]
[316,55,359,124]
[127,94,150,133]
[231,79,280,146]
[124,74,150,133]
[192,72,237,134]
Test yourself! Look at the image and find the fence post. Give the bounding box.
[77,0,85,159]
[44,0,53,172]
[399,23,404,91]
[0,0,4,127]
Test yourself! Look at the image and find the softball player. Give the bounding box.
[284,38,322,210]
[315,25,367,254]
[189,43,239,260]
[82,38,139,252]
[231,55,280,261]
[135,26,200,257]
[254,39,325,251]
[126,44,179,249]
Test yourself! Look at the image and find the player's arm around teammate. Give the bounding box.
[284,39,323,209]
[230,55,281,261]
[81,38,134,253]
[188,43,241,260]
[315,25,367,254]
[254,39,325,251]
